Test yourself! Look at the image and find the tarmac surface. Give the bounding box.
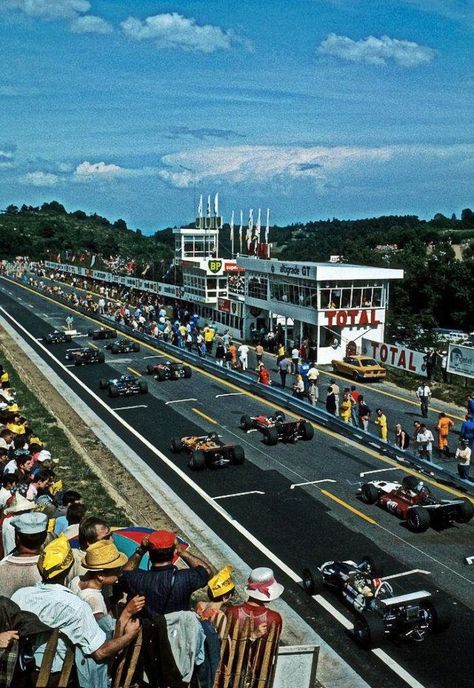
[0,276,473,688]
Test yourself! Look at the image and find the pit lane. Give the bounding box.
[0,280,473,688]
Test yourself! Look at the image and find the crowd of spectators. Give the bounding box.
[0,356,285,687]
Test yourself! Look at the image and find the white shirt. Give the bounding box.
[417,429,434,451]
[69,576,108,617]
[0,486,12,509]
[3,459,17,474]
[291,348,299,360]
[307,368,319,381]
[238,344,249,358]
[417,385,431,398]
[455,447,471,466]
[12,583,106,672]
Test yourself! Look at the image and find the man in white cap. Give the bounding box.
[0,512,48,597]
[226,567,283,639]
[1,493,36,557]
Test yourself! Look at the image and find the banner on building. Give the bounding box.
[447,344,474,379]
[361,338,427,377]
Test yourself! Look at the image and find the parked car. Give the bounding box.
[331,355,386,382]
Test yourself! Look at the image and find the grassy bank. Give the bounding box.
[386,367,471,409]
[2,354,129,526]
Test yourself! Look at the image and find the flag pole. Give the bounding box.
[239,210,243,255]
[230,210,235,258]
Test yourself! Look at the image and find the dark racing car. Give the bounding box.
[359,475,473,532]
[170,432,244,470]
[302,557,451,648]
[44,330,72,344]
[87,327,117,341]
[146,361,192,381]
[99,374,148,398]
[239,411,314,445]
[65,347,105,365]
[105,338,140,354]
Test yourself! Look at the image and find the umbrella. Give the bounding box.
[69,525,189,571]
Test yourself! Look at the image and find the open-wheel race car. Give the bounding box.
[170,432,245,470]
[44,330,72,344]
[302,556,451,648]
[99,374,148,398]
[87,327,117,340]
[146,361,192,381]
[105,338,140,354]
[359,475,474,532]
[240,411,314,445]
[65,347,105,365]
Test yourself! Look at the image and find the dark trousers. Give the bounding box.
[279,371,287,388]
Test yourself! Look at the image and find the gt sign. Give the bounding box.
[361,338,427,376]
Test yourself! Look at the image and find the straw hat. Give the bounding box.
[245,567,284,602]
[4,493,36,515]
[81,539,128,570]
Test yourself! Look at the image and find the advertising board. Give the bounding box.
[447,344,474,379]
[361,338,427,377]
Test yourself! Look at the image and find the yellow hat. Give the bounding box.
[7,403,19,412]
[37,534,74,579]
[208,565,235,598]
[81,539,128,570]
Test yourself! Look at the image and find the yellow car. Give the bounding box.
[331,355,386,382]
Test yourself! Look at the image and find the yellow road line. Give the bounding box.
[88,342,98,349]
[321,489,378,524]
[192,408,218,425]
[4,277,473,503]
[127,367,141,377]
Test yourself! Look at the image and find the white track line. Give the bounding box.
[382,569,430,581]
[143,355,165,359]
[360,467,400,477]
[0,307,435,688]
[216,392,245,398]
[290,479,336,490]
[114,404,148,411]
[165,398,197,405]
[214,490,265,500]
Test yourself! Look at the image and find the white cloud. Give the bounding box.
[120,12,237,53]
[318,33,436,67]
[4,0,90,20]
[158,143,473,188]
[74,161,125,179]
[70,15,112,34]
[20,171,59,186]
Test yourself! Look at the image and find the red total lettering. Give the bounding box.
[370,310,381,325]
[380,344,388,362]
[408,352,416,371]
[325,311,336,328]
[347,309,359,325]
[389,346,398,365]
[336,311,347,327]
[359,310,369,326]
[398,350,407,368]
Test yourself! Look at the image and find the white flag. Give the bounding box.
[239,210,243,252]
[207,195,211,217]
[214,192,219,216]
[265,208,270,243]
[198,195,203,218]
[248,208,254,231]
[256,208,261,243]
[230,210,234,242]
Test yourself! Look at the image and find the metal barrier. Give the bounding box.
[6,274,474,497]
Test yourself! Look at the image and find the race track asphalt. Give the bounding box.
[0,277,473,688]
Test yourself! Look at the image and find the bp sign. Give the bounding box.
[208,259,222,274]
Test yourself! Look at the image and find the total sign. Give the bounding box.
[361,338,427,376]
[324,309,384,328]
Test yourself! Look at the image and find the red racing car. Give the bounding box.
[240,411,314,445]
[359,475,473,532]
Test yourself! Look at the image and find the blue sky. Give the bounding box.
[0,0,472,233]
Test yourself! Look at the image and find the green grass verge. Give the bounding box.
[5,363,129,526]
[386,367,472,409]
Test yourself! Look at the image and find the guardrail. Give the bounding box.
[5,274,474,497]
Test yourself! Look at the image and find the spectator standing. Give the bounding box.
[456,440,471,480]
[307,365,319,405]
[326,386,337,415]
[413,420,422,444]
[416,382,432,418]
[215,339,225,367]
[118,530,211,618]
[437,412,454,457]
[357,395,371,431]
[440,352,448,382]
[467,394,474,417]
[255,343,264,370]
[416,423,434,462]
[330,379,340,416]
[291,346,300,374]
[229,342,238,369]
[340,392,352,423]
[238,343,249,371]
[195,565,235,626]
[278,357,289,389]
[424,350,436,381]
[276,343,286,366]
[375,408,388,441]
[395,424,410,450]
[0,512,48,598]
[257,365,271,385]
[292,374,305,399]
[226,567,283,638]
[460,414,474,451]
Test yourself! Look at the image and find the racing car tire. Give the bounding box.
[133,343,140,352]
[189,450,207,471]
[74,359,82,366]
[301,421,314,441]
[183,366,192,378]
[108,384,119,398]
[360,483,379,504]
[170,438,183,453]
[138,381,148,394]
[240,415,253,432]
[424,596,452,633]
[111,346,119,354]
[231,445,245,465]
[406,506,431,532]
[146,364,155,374]
[65,334,72,342]
[110,330,117,338]
[99,378,108,390]
[263,426,279,446]
[98,352,105,363]
[454,498,474,524]
[87,329,94,337]
[92,333,99,340]
[301,568,322,595]
[353,612,385,649]
[155,370,167,381]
